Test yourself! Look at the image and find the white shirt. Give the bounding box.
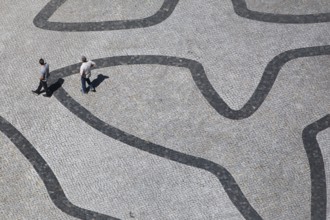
[80,60,95,78]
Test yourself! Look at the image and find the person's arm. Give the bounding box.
[90,61,96,67]
[80,66,85,77]
[39,68,45,80]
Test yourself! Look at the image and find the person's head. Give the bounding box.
[39,58,45,65]
[81,56,87,62]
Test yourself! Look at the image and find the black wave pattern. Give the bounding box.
[48,46,330,219]
[33,0,330,31]
[303,115,330,220]
[33,0,179,31]
[2,113,329,220]
[232,0,330,23]
[51,46,330,120]
[0,116,119,220]
[50,58,262,220]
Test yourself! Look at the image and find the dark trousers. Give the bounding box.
[81,77,93,93]
[36,80,48,94]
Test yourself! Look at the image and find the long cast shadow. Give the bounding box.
[47,78,64,97]
[92,74,109,89]
[0,116,119,220]
[33,0,179,31]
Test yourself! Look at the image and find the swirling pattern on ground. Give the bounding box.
[302,115,330,220]
[48,47,329,219]
[33,0,179,31]
[33,0,330,32]
[49,46,330,121]
[51,77,262,220]
[232,0,330,23]
[24,0,329,219]
[2,111,328,220]
[0,116,119,220]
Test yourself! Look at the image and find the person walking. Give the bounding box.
[80,56,96,94]
[32,58,50,97]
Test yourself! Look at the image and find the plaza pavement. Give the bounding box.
[0,0,329,219]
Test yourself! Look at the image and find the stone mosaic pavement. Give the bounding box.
[0,0,329,219]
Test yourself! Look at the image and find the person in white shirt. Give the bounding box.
[80,56,96,94]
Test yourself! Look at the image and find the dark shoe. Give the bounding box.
[91,88,96,92]
[32,90,40,95]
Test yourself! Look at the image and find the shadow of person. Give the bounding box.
[47,78,64,97]
[91,74,109,89]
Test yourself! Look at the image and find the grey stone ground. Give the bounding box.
[0,0,329,219]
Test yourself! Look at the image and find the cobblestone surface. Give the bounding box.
[0,0,329,220]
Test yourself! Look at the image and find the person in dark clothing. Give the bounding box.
[32,58,50,97]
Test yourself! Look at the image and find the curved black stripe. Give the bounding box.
[48,46,330,219]
[302,115,330,220]
[33,0,330,31]
[33,0,179,31]
[232,0,330,23]
[241,46,330,118]
[0,116,119,220]
[49,46,330,120]
[53,86,262,220]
